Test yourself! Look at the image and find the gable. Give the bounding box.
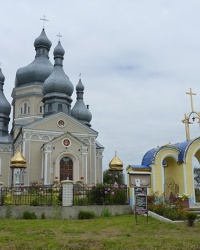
[23,112,98,136]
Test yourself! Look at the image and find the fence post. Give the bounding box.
[61,180,73,206]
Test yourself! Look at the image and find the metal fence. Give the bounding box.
[0,185,61,206]
[0,184,128,206]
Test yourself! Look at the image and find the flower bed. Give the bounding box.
[148,202,188,221]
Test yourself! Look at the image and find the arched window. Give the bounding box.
[24,103,27,114]
[48,104,52,112]
[60,157,73,181]
[39,106,43,113]
[58,104,63,112]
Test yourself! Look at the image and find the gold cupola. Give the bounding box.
[109,151,123,171]
[10,151,27,168]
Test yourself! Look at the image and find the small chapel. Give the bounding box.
[127,88,200,205]
[0,27,104,186]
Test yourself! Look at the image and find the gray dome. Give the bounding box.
[0,68,5,82]
[43,41,74,96]
[71,79,92,127]
[15,29,53,87]
[54,41,65,57]
[71,100,92,126]
[0,69,11,116]
[76,79,84,91]
[43,66,74,96]
[34,29,52,49]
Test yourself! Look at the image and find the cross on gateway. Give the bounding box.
[40,15,49,29]
[186,88,196,112]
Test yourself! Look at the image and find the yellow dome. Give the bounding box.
[109,152,123,171]
[10,151,26,168]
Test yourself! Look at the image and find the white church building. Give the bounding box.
[0,28,104,186]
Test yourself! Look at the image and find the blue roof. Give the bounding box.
[139,140,191,167]
[175,141,191,162]
[129,165,151,169]
[141,148,157,166]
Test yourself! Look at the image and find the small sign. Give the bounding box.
[135,195,147,215]
[134,187,148,224]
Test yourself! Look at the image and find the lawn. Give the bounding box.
[0,215,200,250]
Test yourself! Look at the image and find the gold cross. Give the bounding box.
[40,15,49,29]
[186,88,196,112]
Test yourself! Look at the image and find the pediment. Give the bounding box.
[23,112,98,136]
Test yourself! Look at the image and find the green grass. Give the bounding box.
[0,215,199,249]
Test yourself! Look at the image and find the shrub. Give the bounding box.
[186,212,197,227]
[78,210,95,219]
[101,208,111,217]
[87,184,127,205]
[22,210,37,219]
[41,212,46,219]
[5,205,12,218]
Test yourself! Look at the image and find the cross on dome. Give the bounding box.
[57,33,62,41]
[40,15,49,29]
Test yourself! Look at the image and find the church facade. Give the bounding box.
[0,28,104,186]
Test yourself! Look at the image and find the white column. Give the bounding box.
[82,146,88,184]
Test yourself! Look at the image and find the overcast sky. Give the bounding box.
[1,0,200,172]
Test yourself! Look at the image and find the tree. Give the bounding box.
[103,169,125,185]
[194,167,200,188]
[103,169,114,184]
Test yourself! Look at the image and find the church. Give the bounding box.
[0,28,104,186]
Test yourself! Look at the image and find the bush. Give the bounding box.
[101,208,111,217]
[78,210,95,219]
[87,184,127,205]
[22,210,37,219]
[41,212,46,219]
[186,212,197,227]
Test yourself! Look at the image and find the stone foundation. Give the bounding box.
[0,205,132,219]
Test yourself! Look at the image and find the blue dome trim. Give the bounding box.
[175,141,191,162]
[141,141,191,166]
[141,148,157,166]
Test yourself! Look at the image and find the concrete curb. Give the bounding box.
[148,211,185,223]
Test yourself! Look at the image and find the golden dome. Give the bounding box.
[10,151,27,168]
[109,152,123,171]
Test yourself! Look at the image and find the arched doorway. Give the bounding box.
[60,157,73,181]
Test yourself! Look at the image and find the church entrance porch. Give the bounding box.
[60,157,73,181]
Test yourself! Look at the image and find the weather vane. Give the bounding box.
[79,73,81,79]
[57,33,62,41]
[40,15,49,29]
[182,88,200,140]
